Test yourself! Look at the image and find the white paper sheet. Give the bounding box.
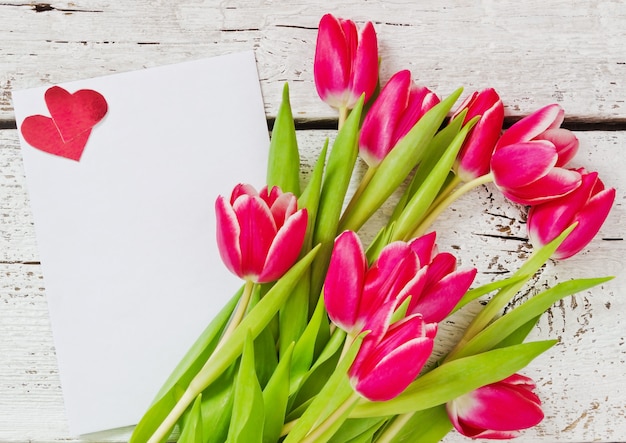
[12,51,269,435]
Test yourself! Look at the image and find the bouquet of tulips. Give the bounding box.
[130,13,615,443]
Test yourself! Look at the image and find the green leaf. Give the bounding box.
[454,224,576,350]
[199,367,237,443]
[390,109,467,223]
[279,271,311,358]
[227,332,264,443]
[290,295,330,394]
[267,83,300,195]
[178,394,203,443]
[391,115,478,242]
[310,97,364,298]
[338,88,463,233]
[377,406,452,443]
[451,274,530,314]
[351,340,556,418]
[255,323,279,388]
[263,343,294,443]
[299,139,329,248]
[452,276,613,360]
[283,334,364,443]
[328,418,386,443]
[130,287,242,443]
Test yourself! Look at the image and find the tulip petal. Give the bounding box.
[505,167,582,205]
[215,195,243,278]
[423,252,457,285]
[350,21,378,106]
[458,384,544,432]
[527,172,599,244]
[456,89,504,181]
[314,14,351,107]
[351,316,434,401]
[233,195,277,278]
[411,268,477,323]
[409,231,438,266]
[268,191,298,228]
[491,141,558,189]
[362,242,418,318]
[553,187,616,259]
[230,183,258,204]
[392,86,440,148]
[536,128,579,166]
[259,208,308,283]
[323,231,368,331]
[495,104,563,149]
[359,70,411,166]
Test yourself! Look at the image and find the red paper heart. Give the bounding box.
[20,86,108,161]
[21,115,92,161]
[45,86,108,142]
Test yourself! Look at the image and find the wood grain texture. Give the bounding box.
[1,0,625,122]
[2,0,625,440]
[1,127,624,442]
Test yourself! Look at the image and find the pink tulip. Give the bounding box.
[349,314,437,401]
[323,231,426,337]
[359,70,440,167]
[528,169,615,259]
[314,14,378,110]
[491,141,582,205]
[495,104,579,166]
[451,88,504,182]
[446,373,544,439]
[324,231,476,332]
[215,184,308,283]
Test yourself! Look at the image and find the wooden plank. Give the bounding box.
[1,0,625,122]
[1,127,625,441]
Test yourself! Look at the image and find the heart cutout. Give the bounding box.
[21,115,92,162]
[20,86,108,161]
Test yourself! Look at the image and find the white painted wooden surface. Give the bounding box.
[0,1,625,442]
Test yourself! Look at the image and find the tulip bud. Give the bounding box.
[446,374,544,439]
[528,169,615,259]
[314,14,378,110]
[215,184,308,283]
[451,88,504,182]
[359,70,440,167]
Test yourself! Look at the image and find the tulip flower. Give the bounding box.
[495,103,579,166]
[528,169,615,259]
[359,70,440,167]
[314,13,378,111]
[451,88,504,182]
[349,314,437,401]
[446,373,544,439]
[215,184,308,283]
[491,140,582,205]
[324,231,475,334]
[323,230,426,337]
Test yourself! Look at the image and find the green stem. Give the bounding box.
[408,173,494,240]
[215,279,255,351]
[338,106,349,130]
[375,413,414,443]
[428,174,461,212]
[300,392,361,443]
